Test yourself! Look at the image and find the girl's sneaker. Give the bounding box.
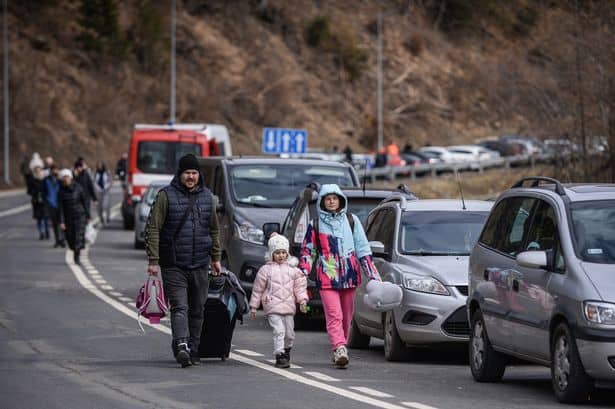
[333,346,349,369]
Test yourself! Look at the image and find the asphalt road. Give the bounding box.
[1,186,613,409]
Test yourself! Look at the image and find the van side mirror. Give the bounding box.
[369,241,388,259]
[262,223,281,243]
[517,251,548,269]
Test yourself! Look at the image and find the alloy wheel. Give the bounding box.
[553,335,571,391]
[472,320,485,371]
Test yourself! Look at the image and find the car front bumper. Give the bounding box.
[576,338,615,381]
[395,287,469,345]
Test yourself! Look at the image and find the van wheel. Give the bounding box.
[551,323,593,403]
[469,309,506,382]
[384,311,409,361]
[347,319,370,349]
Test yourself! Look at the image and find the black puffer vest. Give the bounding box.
[160,175,213,269]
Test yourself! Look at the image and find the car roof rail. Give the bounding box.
[380,192,409,207]
[511,176,566,195]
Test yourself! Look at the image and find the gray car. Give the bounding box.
[349,195,492,361]
[198,157,359,292]
[133,179,172,249]
[467,177,615,403]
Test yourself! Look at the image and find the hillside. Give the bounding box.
[1,0,613,182]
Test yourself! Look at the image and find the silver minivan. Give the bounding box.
[467,177,615,403]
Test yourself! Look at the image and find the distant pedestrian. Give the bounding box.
[402,142,413,154]
[74,159,97,211]
[249,233,308,368]
[26,164,49,240]
[300,184,381,369]
[343,145,353,163]
[95,161,112,225]
[115,152,128,183]
[144,154,222,368]
[43,165,65,248]
[58,168,90,265]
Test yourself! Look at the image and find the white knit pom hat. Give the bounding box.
[266,233,289,260]
[58,168,73,179]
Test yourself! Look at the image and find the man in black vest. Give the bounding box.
[145,154,222,368]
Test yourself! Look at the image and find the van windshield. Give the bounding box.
[400,211,489,255]
[229,164,355,208]
[571,200,615,264]
[137,141,202,174]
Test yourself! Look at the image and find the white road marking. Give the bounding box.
[100,284,114,290]
[109,291,123,297]
[401,403,439,409]
[265,359,303,369]
[94,278,107,284]
[234,349,264,357]
[349,387,395,398]
[0,189,25,198]
[119,296,133,303]
[304,371,340,382]
[64,212,436,409]
[0,204,30,218]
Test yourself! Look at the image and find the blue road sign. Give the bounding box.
[262,128,308,154]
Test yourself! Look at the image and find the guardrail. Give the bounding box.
[359,153,555,183]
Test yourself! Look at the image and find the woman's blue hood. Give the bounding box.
[316,184,348,217]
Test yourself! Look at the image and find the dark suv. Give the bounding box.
[467,177,615,403]
[198,157,359,292]
[268,184,417,320]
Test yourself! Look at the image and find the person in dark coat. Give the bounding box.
[58,168,90,265]
[27,165,49,240]
[43,165,65,248]
[74,159,97,212]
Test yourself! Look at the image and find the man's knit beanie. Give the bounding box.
[178,154,199,174]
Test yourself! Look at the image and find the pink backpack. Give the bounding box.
[136,276,169,331]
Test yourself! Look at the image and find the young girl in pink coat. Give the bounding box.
[250,233,309,368]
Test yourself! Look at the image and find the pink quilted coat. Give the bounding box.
[249,260,308,316]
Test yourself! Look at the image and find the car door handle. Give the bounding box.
[512,279,520,292]
[484,268,498,281]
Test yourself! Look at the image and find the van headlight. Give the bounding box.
[402,274,450,296]
[234,217,264,244]
[584,301,615,325]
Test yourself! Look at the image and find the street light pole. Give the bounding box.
[3,0,9,185]
[169,0,176,125]
[376,11,383,152]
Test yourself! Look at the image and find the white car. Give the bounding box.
[447,145,501,168]
[417,146,457,163]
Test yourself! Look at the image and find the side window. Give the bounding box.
[366,209,387,242]
[501,197,536,256]
[525,201,558,252]
[480,200,509,248]
[213,166,225,203]
[378,209,396,253]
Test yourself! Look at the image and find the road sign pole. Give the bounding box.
[3,0,9,185]
[169,0,176,125]
[376,11,383,153]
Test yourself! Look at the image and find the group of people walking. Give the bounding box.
[23,153,113,265]
[145,154,382,370]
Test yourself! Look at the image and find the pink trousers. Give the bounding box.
[320,288,355,350]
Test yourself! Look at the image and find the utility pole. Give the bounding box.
[3,0,9,185]
[376,11,383,152]
[169,0,176,125]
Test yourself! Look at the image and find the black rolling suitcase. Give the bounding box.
[198,271,248,360]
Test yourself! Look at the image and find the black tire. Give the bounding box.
[347,318,370,349]
[384,311,409,361]
[551,323,593,403]
[469,309,506,382]
[123,215,134,230]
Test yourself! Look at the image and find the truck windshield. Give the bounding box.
[400,211,489,255]
[571,200,615,264]
[229,164,355,208]
[137,141,202,174]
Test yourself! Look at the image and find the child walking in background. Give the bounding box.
[250,233,309,368]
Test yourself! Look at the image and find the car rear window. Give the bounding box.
[228,164,355,208]
[571,200,615,264]
[400,211,489,255]
[137,141,202,174]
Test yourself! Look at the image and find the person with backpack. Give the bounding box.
[43,164,65,248]
[249,233,308,368]
[300,184,381,369]
[144,154,222,368]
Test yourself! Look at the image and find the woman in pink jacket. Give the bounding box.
[250,233,309,368]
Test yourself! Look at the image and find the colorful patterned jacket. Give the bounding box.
[300,184,381,290]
